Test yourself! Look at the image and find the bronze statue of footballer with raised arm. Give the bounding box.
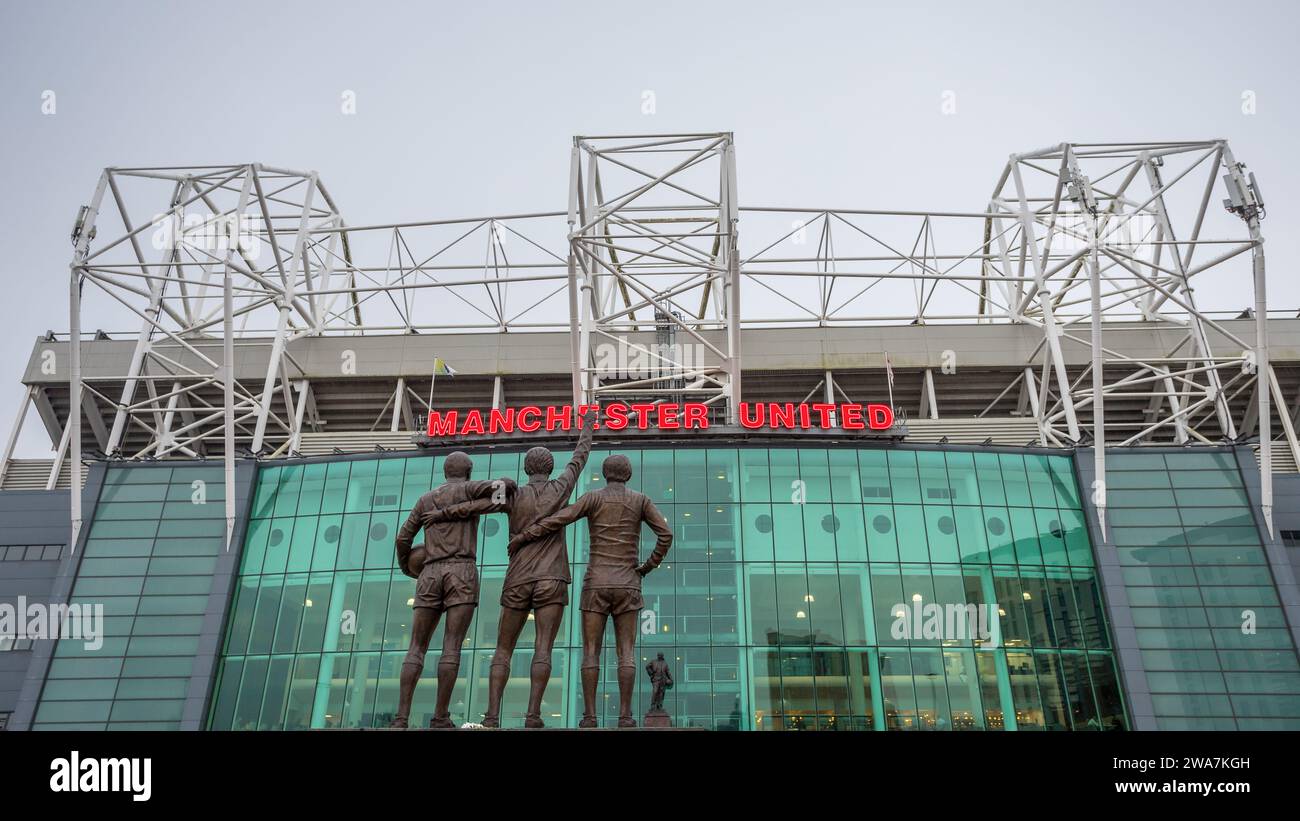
[508,452,672,728]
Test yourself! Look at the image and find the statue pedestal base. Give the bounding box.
[643,709,672,728]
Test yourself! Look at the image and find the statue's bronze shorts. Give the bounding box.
[414,559,478,611]
[579,586,644,615]
[500,578,568,610]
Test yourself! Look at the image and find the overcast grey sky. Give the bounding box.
[1,0,1297,455]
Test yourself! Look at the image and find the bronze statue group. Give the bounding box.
[390,406,675,729]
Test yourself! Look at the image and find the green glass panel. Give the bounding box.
[336,513,370,570]
[1174,487,1249,507]
[1047,456,1081,509]
[771,505,804,562]
[999,454,1032,507]
[708,449,740,504]
[944,451,980,505]
[1035,509,1069,566]
[344,460,379,513]
[78,557,149,577]
[984,507,1015,564]
[320,461,351,514]
[372,459,405,510]
[153,537,221,557]
[740,503,774,561]
[865,504,898,562]
[802,503,837,562]
[246,576,284,654]
[797,449,831,503]
[272,465,304,518]
[400,457,435,509]
[1058,508,1091,567]
[1200,586,1277,606]
[101,483,169,504]
[157,518,223,539]
[161,499,223,520]
[261,518,293,575]
[916,451,950,504]
[1029,654,1071,732]
[1195,565,1273,586]
[674,449,707,504]
[887,450,920,504]
[1106,470,1172,490]
[973,452,1006,506]
[955,507,989,564]
[858,449,890,501]
[878,649,918,729]
[1008,507,1042,566]
[309,514,342,572]
[895,505,929,563]
[827,449,861,504]
[126,635,199,656]
[673,503,706,562]
[1006,651,1044,729]
[768,448,800,503]
[920,505,955,563]
[353,569,391,651]
[282,655,322,730]
[739,449,771,503]
[103,466,173,485]
[1109,488,1176,507]
[641,450,673,502]
[96,501,165,520]
[148,556,216,576]
[365,511,401,568]
[1170,469,1239,489]
[75,576,144,596]
[84,538,154,558]
[292,462,326,517]
[132,614,204,636]
[869,566,905,647]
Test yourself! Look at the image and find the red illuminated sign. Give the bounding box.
[425,402,895,437]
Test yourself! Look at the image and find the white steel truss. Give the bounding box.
[27,135,1276,546]
[567,133,741,421]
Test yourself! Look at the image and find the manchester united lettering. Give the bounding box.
[425,402,895,437]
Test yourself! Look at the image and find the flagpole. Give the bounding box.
[885,351,895,411]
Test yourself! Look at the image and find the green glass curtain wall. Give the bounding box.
[31,465,226,730]
[1106,451,1300,730]
[208,446,1127,731]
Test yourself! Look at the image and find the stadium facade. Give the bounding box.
[1,134,1299,731]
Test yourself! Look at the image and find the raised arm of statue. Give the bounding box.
[550,407,597,511]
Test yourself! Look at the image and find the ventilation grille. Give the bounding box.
[0,459,82,490]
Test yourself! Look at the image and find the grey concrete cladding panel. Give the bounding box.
[1271,473,1300,580]
[0,488,73,716]
[0,490,71,545]
[23,316,1300,383]
[0,560,58,714]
